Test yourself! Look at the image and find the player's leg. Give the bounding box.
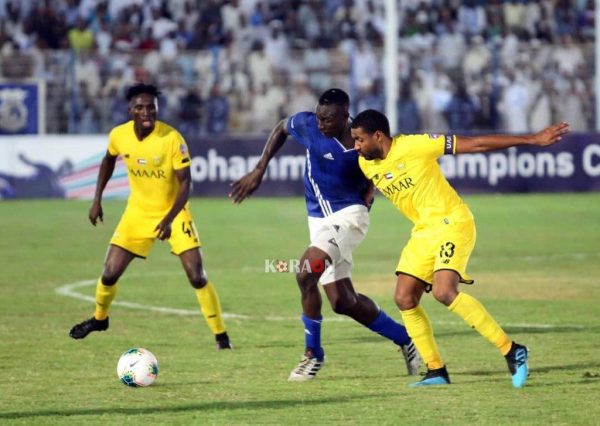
[69,245,136,339]
[433,270,528,388]
[170,209,231,349]
[322,278,377,324]
[395,273,450,386]
[322,277,420,375]
[433,218,528,388]
[179,248,231,350]
[288,246,327,381]
[296,247,327,355]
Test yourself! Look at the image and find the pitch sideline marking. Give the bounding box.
[55,279,249,319]
[55,278,584,329]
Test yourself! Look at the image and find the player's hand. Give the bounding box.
[532,122,571,146]
[89,201,103,226]
[229,168,264,204]
[154,219,173,241]
[362,182,375,211]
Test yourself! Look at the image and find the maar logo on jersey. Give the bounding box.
[130,169,167,179]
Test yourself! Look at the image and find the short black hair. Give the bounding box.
[318,88,349,107]
[125,82,161,101]
[351,109,391,137]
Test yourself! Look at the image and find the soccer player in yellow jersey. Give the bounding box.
[69,83,232,350]
[350,109,570,388]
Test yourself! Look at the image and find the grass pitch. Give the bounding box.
[1,194,599,425]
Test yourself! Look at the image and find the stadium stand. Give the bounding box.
[0,0,594,135]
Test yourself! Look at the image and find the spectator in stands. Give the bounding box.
[247,39,273,90]
[356,79,385,114]
[528,77,554,131]
[251,81,285,133]
[205,83,230,135]
[264,20,290,73]
[178,86,203,137]
[68,16,95,52]
[396,80,421,134]
[554,0,578,36]
[499,72,529,133]
[444,81,477,133]
[285,74,318,117]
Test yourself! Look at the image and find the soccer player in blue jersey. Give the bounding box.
[230,89,419,381]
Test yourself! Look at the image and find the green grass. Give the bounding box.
[1,194,600,425]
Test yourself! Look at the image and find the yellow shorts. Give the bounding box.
[110,206,201,258]
[396,217,476,287]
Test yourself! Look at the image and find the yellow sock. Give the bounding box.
[195,281,226,335]
[448,292,512,355]
[94,278,118,320]
[400,305,444,370]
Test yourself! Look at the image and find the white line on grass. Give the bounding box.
[55,278,584,330]
[55,279,249,319]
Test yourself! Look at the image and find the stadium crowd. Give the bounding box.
[0,0,595,135]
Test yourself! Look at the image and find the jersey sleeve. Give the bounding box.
[171,130,191,170]
[107,128,120,156]
[402,134,456,159]
[286,111,313,149]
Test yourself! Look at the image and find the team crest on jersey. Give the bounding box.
[396,162,405,170]
[179,144,187,154]
[153,155,162,166]
[384,172,394,180]
[137,158,147,165]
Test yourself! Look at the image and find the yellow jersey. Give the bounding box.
[108,120,191,215]
[359,134,472,228]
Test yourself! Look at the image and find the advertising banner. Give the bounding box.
[0,133,599,200]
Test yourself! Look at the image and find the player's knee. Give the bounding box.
[101,266,121,286]
[189,274,208,289]
[102,274,119,287]
[395,292,418,310]
[431,287,455,306]
[330,295,357,316]
[296,271,319,290]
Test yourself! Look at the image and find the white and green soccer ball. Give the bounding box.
[117,348,159,387]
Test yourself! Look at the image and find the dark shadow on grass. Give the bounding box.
[452,362,600,383]
[333,325,595,345]
[0,393,386,420]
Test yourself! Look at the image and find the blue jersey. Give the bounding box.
[287,111,369,218]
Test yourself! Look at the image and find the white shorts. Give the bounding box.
[307,205,369,285]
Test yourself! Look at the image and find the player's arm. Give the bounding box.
[229,118,290,203]
[89,151,117,226]
[155,166,191,241]
[455,122,570,154]
[362,180,375,210]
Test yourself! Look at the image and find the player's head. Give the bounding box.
[350,109,391,160]
[126,83,160,132]
[315,88,350,138]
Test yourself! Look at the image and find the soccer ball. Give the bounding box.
[117,348,159,387]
